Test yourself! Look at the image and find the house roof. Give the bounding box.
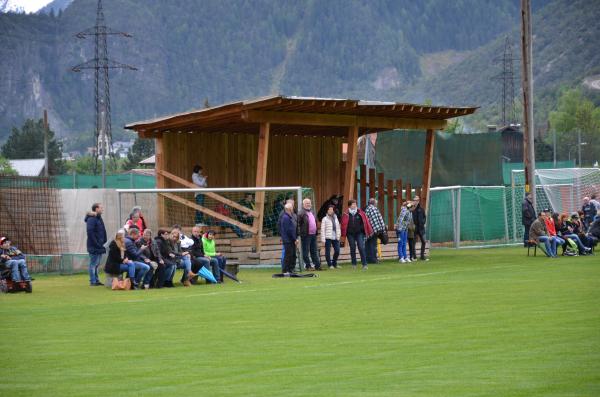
[8,159,45,176]
[125,95,478,138]
[139,155,155,165]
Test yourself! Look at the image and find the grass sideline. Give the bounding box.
[1,247,598,396]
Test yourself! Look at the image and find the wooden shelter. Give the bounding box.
[126,95,477,251]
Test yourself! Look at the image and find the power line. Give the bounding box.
[71,0,136,187]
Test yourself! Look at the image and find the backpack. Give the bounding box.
[564,238,578,256]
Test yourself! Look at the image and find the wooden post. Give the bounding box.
[421,129,436,211]
[43,110,49,177]
[354,170,359,201]
[406,182,412,201]
[340,160,346,196]
[359,164,367,208]
[368,168,376,200]
[342,125,359,213]
[386,179,394,230]
[253,122,270,252]
[377,173,385,213]
[395,179,403,227]
[155,133,166,227]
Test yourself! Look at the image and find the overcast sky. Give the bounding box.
[11,0,53,13]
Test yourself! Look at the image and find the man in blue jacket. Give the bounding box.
[85,203,107,286]
[124,227,151,289]
[280,203,299,274]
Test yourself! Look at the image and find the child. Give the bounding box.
[395,202,412,263]
[0,237,32,282]
[407,203,417,261]
[202,230,227,282]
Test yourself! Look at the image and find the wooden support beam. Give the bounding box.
[377,172,385,213]
[252,122,270,252]
[368,168,376,200]
[157,169,259,217]
[342,126,359,214]
[155,135,167,227]
[242,110,447,131]
[161,193,256,234]
[359,164,367,208]
[406,183,413,201]
[386,179,394,230]
[421,129,436,211]
[396,179,403,227]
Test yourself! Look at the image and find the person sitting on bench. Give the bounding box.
[529,211,557,258]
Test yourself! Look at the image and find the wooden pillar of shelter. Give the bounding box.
[421,129,436,211]
[342,126,359,212]
[253,122,270,252]
[155,134,166,227]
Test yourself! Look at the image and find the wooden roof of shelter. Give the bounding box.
[125,95,478,138]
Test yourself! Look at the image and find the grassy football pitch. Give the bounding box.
[1,247,598,396]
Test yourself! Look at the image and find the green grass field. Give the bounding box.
[1,247,599,396]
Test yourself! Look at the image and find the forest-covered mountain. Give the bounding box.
[0,0,596,150]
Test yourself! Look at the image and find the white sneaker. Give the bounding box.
[406,258,412,263]
[328,266,334,270]
[400,258,406,263]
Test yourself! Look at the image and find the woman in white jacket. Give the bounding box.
[321,205,342,269]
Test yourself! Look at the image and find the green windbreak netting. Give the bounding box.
[502,161,575,184]
[375,130,504,187]
[54,173,156,189]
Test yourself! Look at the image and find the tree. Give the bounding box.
[549,89,600,166]
[1,118,65,174]
[0,156,17,176]
[66,155,125,174]
[123,137,154,170]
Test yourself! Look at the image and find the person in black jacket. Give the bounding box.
[85,203,107,286]
[412,196,428,261]
[136,229,162,288]
[521,193,536,246]
[104,230,136,284]
[280,203,299,274]
[154,229,177,288]
[124,227,150,289]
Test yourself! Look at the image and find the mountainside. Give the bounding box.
[401,0,600,132]
[38,0,73,15]
[1,0,594,150]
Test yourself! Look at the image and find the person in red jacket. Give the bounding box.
[341,199,373,270]
[544,210,566,252]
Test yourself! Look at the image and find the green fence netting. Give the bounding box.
[54,173,156,189]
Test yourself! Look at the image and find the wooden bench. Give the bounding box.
[526,240,539,256]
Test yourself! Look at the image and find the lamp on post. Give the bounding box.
[568,142,587,166]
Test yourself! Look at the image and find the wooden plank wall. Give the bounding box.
[159,132,344,228]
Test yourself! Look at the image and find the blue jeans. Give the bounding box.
[396,230,408,259]
[6,259,31,282]
[324,239,340,268]
[538,236,557,257]
[562,234,587,252]
[88,253,103,284]
[347,232,367,267]
[365,235,378,263]
[216,221,244,238]
[175,256,192,282]
[131,261,150,285]
[301,234,321,269]
[118,262,136,279]
[280,244,285,272]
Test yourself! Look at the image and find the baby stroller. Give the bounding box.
[0,263,32,293]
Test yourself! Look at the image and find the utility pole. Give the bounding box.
[43,109,49,177]
[577,128,581,167]
[72,0,136,187]
[520,0,536,208]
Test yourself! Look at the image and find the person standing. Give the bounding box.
[192,165,208,224]
[364,198,386,264]
[407,203,417,261]
[582,197,596,231]
[298,198,321,270]
[395,202,412,263]
[85,203,107,286]
[278,198,297,271]
[521,193,536,246]
[341,199,373,270]
[321,205,341,269]
[412,196,429,261]
[280,203,298,274]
